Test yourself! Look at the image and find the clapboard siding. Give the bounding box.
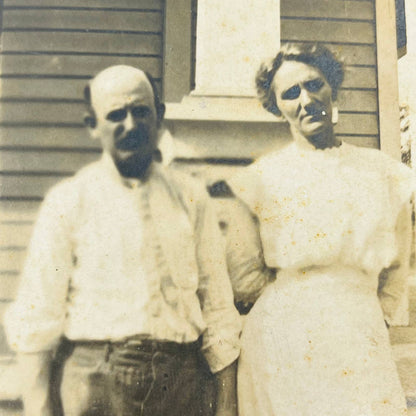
[1,55,162,77]
[0,1,165,359]
[281,20,375,44]
[343,66,376,88]
[3,0,163,9]
[1,79,162,100]
[2,32,162,54]
[3,10,163,31]
[281,0,374,20]
[1,174,71,199]
[0,223,33,248]
[0,274,20,302]
[0,149,100,173]
[0,127,94,148]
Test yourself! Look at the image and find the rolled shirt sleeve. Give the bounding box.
[5,183,75,353]
[193,195,242,373]
[223,197,272,304]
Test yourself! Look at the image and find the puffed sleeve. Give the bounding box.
[378,159,416,326]
[227,163,264,215]
[378,202,412,326]
[4,182,76,352]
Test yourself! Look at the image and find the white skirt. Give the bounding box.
[238,266,407,416]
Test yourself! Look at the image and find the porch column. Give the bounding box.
[193,0,280,97]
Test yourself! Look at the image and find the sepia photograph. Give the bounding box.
[0,0,415,415]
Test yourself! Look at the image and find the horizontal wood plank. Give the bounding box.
[3,0,163,9]
[3,9,163,32]
[0,126,95,149]
[343,66,377,89]
[338,135,379,148]
[0,175,66,199]
[1,78,90,100]
[0,223,33,248]
[337,89,377,112]
[335,113,378,135]
[1,78,162,100]
[329,44,376,65]
[281,20,375,44]
[0,274,20,301]
[0,200,41,222]
[2,32,162,55]
[1,55,162,77]
[0,150,100,173]
[281,0,374,20]
[0,102,85,124]
[0,250,26,274]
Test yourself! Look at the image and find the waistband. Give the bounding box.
[69,335,201,355]
[273,264,376,292]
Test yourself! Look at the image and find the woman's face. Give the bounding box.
[272,60,334,144]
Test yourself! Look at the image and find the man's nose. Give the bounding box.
[123,111,136,131]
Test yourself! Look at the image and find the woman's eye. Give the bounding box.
[282,85,301,100]
[107,109,127,122]
[306,79,324,92]
[131,106,150,118]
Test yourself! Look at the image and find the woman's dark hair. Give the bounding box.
[256,43,345,116]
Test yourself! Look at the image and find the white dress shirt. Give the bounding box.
[5,153,241,373]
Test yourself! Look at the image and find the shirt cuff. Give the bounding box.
[201,338,240,374]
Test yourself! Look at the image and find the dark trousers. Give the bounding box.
[51,338,216,416]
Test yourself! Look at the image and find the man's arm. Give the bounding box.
[4,183,75,415]
[18,351,54,416]
[189,188,241,414]
[224,197,272,305]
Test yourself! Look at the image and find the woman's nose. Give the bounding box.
[299,88,314,108]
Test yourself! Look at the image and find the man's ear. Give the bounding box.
[84,112,100,140]
[156,103,165,127]
[83,84,99,139]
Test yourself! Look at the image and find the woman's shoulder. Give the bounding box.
[343,142,416,202]
[342,141,410,175]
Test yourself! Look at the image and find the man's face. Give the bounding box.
[90,67,160,177]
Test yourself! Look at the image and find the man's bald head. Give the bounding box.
[84,65,165,179]
[84,65,164,128]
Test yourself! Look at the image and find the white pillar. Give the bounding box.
[194,0,280,97]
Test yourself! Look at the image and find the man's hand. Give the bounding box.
[215,360,238,416]
[18,351,54,416]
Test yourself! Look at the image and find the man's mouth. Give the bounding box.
[301,108,326,123]
[116,131,149,151]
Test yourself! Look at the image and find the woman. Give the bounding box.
[229,43,414,415]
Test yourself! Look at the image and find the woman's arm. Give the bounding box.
[378,201,413,326]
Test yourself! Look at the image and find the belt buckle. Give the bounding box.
[124,336,152,351]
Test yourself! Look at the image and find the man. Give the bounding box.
[5,65,241,416]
